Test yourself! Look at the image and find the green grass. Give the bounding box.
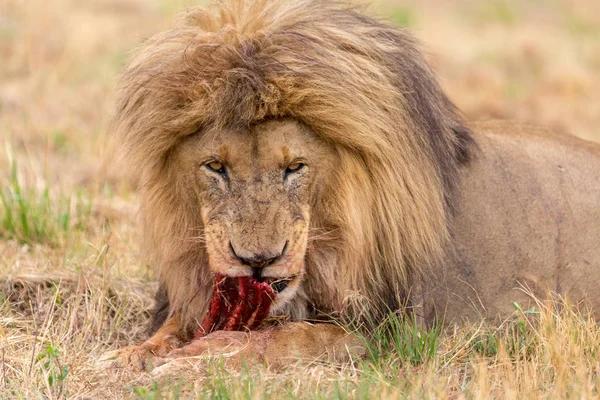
[363,313,439,366]
[389,7,416,28]
[0,159,91,246]
[475,1,520,26]
[566,16,600,37]
[121,308,557,399]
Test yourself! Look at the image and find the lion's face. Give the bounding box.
[174,119,334,310]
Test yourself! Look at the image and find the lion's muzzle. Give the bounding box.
[226,239,297,294]
[229,240,287,271]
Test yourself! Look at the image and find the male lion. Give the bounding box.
[102,0,600,370]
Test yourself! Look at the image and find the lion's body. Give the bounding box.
[102,0,600,370]
[429,121,600,323]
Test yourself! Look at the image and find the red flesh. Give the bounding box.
[194,274,275,340]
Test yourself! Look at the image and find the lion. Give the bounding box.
[100,0,600,370]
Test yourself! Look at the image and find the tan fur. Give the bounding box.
[424,121,600,323]
[112,0,472,331]
[104,0,600,370]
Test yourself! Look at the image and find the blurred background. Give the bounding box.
[1,0,599,276]
[2,0,599,185]
[1,0,599,284]
[2,0,600,163]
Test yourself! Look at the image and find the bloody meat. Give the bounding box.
[194,274,275,340]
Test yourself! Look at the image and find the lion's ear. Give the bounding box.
[452,122,476,164]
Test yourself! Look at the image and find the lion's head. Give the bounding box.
[171,118,334,310]
[112,0,473,331]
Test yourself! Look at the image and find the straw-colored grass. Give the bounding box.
[1,0,599,398]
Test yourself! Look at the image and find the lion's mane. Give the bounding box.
[112,0,473,330]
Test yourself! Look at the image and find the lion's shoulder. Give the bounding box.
[471,120,600,154]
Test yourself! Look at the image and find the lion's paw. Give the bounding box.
[97,345,160,371]
[150,356,207,377]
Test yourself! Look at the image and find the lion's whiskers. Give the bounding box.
[308,228,339,242]
[188,226,207,245]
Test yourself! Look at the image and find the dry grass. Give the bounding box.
[1,0,599,398]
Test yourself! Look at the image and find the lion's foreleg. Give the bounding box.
[99,315,186,370]
[143,314,186,354]
[152,322,365,374]
[264,322,366,366]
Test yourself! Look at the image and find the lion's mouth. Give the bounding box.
[261,276,294,293]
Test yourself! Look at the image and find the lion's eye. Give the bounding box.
[285,162,305,175]
[206,161,226,174]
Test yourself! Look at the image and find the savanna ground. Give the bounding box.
[1,0,599,398]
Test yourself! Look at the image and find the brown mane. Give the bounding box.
[111,0,473,331]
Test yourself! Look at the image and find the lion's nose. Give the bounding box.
[229,241,287,270]
[232,250,281,268]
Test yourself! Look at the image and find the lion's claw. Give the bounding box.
[97,345,158,371]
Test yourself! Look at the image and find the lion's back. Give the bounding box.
[423,120,600,323]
